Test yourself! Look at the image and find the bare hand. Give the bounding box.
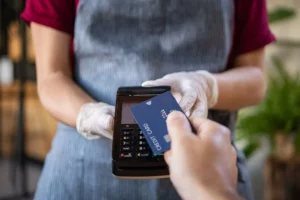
[165,111,239,200]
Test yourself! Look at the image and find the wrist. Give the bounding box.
[194,70,219,108]
[196,185,240,200]
[180,181,240,200]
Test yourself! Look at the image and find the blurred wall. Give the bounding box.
[8,21,35,63]
[267,0,300,74]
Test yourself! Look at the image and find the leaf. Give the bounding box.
[243,142,260,158]
[269,7,296,24]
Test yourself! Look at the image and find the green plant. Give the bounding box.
[268,7,296,24]
[236,57,300,156]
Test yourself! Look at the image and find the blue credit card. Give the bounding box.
[130,91,186,155]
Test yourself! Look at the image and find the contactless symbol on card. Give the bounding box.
[130,91,184,155]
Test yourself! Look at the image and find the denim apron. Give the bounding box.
[34,0,253,199]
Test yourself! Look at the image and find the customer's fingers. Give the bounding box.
[190,117,231,143]
[190,117,220,134]
[231,146,238,187]
[166,111,192,146]
[164,150,171,165]
[231,146,237,166]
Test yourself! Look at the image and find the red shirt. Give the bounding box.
[21,0,275,61]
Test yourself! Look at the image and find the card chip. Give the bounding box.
[164,135,171,143]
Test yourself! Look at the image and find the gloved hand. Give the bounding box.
[142,71,218,118]
[76,102,115,140]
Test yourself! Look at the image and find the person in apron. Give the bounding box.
[22,0,275,199]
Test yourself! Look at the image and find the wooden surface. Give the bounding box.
[264,156,300,200]
[1,81,57,160]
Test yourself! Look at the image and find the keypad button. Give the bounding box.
[121,146,132,151]
[138,135,145,140]
[137,146,148,151]
[119,152,133,159]
[122,136,133,141]
[138,130,143,135]
[138,140,147,146]
[136,152,150,158]
[122,141,133,146]
[121,129,133,135]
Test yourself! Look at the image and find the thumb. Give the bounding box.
[142,78,173,87]
[142,80,157,87]
[190,99,208,118]
[166,111,191,145]
[164,150,171,165]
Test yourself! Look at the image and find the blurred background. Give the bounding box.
[0,0,299,199]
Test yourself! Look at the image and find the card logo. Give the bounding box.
[146,101,152,106]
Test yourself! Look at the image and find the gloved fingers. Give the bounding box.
[94,112,114,140]
[142,77,175,87]
[80,131,102,140]
[104,105,116,117]
[162,72,185,79]
[83,128,113,140]
[76,102,115,140]
[195,70,219,108]
[190,98,208,118]
[96,128,113,140]
[78,122,113,140]
[101,114,115,131]
[98,103,115,115]
[86,116,114,140]
[178,88,197,117]
[172,92,182,103]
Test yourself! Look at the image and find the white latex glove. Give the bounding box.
[142,71,218,118]
[76,102,115,140]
